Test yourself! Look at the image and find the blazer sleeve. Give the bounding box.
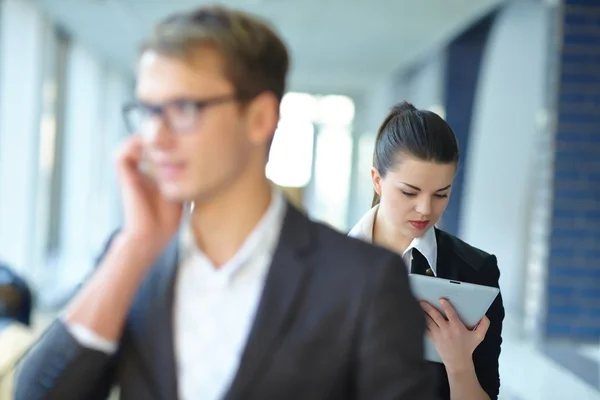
[13,322,117,400]
[473,255,505,400]
[355,253,436,400]
[13,232,121,400]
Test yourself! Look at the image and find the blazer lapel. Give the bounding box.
[126,235,179,400]
[224,205,314,399]
[434,228,461,281]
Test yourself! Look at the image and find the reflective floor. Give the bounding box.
[499,316,600,400]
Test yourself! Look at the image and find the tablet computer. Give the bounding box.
[408,274,500,363]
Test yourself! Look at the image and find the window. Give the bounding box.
[266,92,316,188]
[266,92,356,231]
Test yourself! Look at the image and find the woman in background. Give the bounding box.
[349,101,504,400]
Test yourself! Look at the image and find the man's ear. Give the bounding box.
[246,92,279,146]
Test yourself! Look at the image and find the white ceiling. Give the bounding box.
[32,0,505,96]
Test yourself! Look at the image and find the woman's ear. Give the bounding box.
[370,167,382,197]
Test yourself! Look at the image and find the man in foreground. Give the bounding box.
[15,5,433,400]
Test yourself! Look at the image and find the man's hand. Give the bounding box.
[62,135,183,342]
[117,135,183,252]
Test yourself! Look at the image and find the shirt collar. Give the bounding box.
[403,227,438,275]
[348,205,438,274]
[347,205,378,242]
[178,187,287,275]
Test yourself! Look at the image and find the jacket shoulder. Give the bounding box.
[436,229,495,272]
[310,219,402,270]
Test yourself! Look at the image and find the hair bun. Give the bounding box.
[390,101,417,115]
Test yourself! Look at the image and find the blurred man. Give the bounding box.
[15,5,433,400]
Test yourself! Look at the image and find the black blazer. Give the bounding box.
[14,204,436,400]
[432,228,505,400]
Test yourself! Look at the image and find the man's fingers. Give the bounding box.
[115,136,143,170]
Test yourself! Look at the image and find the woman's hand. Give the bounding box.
[421,299,490,374]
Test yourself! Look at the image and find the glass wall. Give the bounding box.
[0,0,134,306]
[0,0,47,279]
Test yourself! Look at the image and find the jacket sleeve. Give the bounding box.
[13,321,117,400]
[472,255,505,400]
[355,253,436,400]
[13,231,121,400]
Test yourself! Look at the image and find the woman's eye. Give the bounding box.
[402,191,416,197]
[435,194,449,199]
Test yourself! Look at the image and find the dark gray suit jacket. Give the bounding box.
[14,204,435,400]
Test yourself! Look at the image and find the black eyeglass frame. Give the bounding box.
[121,94,242,134]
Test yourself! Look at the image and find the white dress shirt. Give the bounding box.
[348,205,438,275]
[67,189,287,400]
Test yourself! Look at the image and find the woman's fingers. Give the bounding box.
[420,301,446,327]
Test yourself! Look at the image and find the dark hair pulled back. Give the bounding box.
[372,101,459,207]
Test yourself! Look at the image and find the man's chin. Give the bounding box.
[158,183,193,203]
[159,181,224,205]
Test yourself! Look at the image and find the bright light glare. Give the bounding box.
[280,92,319,121]
[266,119,314,188]
[315,95,355,126]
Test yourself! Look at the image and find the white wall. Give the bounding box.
[0,0,46,275]
[405,52,447,114]
[459,1,552,314]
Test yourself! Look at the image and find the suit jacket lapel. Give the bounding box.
[126,235,179,400]
[434,228,461,281]
[225,205,313,399]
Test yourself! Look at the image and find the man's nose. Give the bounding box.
[144,118,173,148]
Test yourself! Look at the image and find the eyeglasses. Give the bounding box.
[122,94,238,136]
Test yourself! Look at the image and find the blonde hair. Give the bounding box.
[142,5,289,101]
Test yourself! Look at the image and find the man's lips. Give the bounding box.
[156,162,186,180]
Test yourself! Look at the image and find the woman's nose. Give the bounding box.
[415,197,432,216]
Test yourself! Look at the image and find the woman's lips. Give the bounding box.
[409,220,430,230]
